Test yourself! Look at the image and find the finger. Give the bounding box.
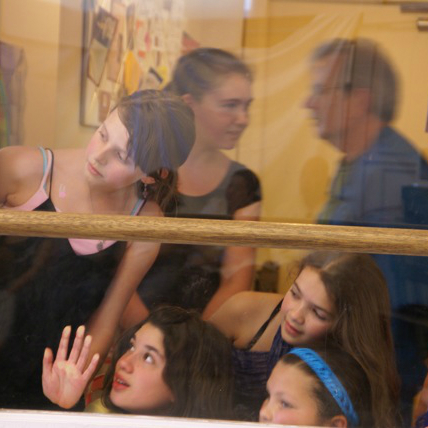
[68,325,85,364]
[76,334,92,372]
[82,353,100,383]
[42,347,53,377]
[56,326,71,362]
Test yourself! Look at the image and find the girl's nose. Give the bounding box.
[235,107,249,127]
[259,399,272,423]
[117,352,134,373]
[290,304,305,324]
[94,146,108,165]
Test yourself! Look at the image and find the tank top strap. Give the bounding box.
[38,147,53,194]
[130,196,147,216]
[244,299,283,351]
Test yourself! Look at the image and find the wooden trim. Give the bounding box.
[0,210,427,256]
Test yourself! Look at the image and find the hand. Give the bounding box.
[42,325,99,409]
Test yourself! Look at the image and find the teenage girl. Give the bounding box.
[42,306,234,419]
[260,347,374,427]
[210,251,401,427]
[125,48,261,326]
[0,90,195,408]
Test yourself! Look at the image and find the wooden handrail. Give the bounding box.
[0,210,427,256]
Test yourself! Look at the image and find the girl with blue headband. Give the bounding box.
[260,347,373,427]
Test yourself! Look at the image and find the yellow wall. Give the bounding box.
[0,0,61,148]
[0,0,246,149]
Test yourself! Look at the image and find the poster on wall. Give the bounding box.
[80,0,187,127]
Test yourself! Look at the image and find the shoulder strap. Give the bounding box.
[37,147,54,195]
[46,149,54,197]
[244,299,283,351]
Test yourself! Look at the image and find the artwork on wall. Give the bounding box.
[80,0,188,127]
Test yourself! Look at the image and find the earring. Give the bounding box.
[142,183,149,200]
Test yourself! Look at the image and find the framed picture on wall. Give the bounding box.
[80,0,186,127]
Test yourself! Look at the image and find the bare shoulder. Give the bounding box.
[210,291,283,343]
[0,146,45,206]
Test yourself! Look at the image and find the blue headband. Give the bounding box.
[288,348,359,427]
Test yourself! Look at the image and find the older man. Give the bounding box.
[306,38,428,424]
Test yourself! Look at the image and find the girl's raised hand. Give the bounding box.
[42,325,99,409]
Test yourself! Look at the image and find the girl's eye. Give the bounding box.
[290,288,299,299]
[313,309,328,321]
[98,130,107,142]
[280,400,291,409]
[143,352,154,364]
[128,339,136,352]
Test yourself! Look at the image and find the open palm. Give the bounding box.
[42,325,99,409]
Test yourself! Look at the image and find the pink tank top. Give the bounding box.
[8,147,145,255]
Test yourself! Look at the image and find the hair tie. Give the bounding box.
[289,348,359,427]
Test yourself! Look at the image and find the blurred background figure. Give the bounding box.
[305,37,428,425]
[125,48,261,326]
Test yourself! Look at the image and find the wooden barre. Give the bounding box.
[0,210,427,256]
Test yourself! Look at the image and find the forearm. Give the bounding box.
[202,247,256,320]
[120,291,150,330]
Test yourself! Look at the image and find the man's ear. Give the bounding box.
[351,87,371,114]
[325,414,347,427]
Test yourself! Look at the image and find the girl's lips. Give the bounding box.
[112,375,130,391]
[284,320,302,337]
[87,162,102,176]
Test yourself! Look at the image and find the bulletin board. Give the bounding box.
[80,0,189,127]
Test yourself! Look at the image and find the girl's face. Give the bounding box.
[260,361,344,426]
[109,322,174,414]
[260,361,326,425]
[280,267,334,346]
[85,109,147,190]
[188,73,252,150]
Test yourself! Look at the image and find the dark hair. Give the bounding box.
[297,252,400,428]
[102,306,234,419]
[281,346,374,427]
[114,90,195,210]
[168,48,252,100]
[310,38,398,122]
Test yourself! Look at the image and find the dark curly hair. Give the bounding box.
[102,305,234,419]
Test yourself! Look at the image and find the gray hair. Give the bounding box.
[311,38,398,122]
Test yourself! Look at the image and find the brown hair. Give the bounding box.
[168,47,252,100]
[115,89,195,211]
[297,252,401,428]
[102,306,234,419]
[281,346,374,427]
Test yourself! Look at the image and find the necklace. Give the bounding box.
[96,240,105,252]
[88,185,134,252]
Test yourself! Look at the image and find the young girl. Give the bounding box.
[42,306,234,419]
[210,251,401,427]
[126,48,261,325]
[0,90,195,409]
[260,347,374,427]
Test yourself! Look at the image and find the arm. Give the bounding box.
[42,325,99,409]
[120,291,149,330]
[209,290,283,347]
[202,201,261,320]
[87,238,159,362]
[0,146,43,207]
[413,372,428,425]
[86,201,162,361]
